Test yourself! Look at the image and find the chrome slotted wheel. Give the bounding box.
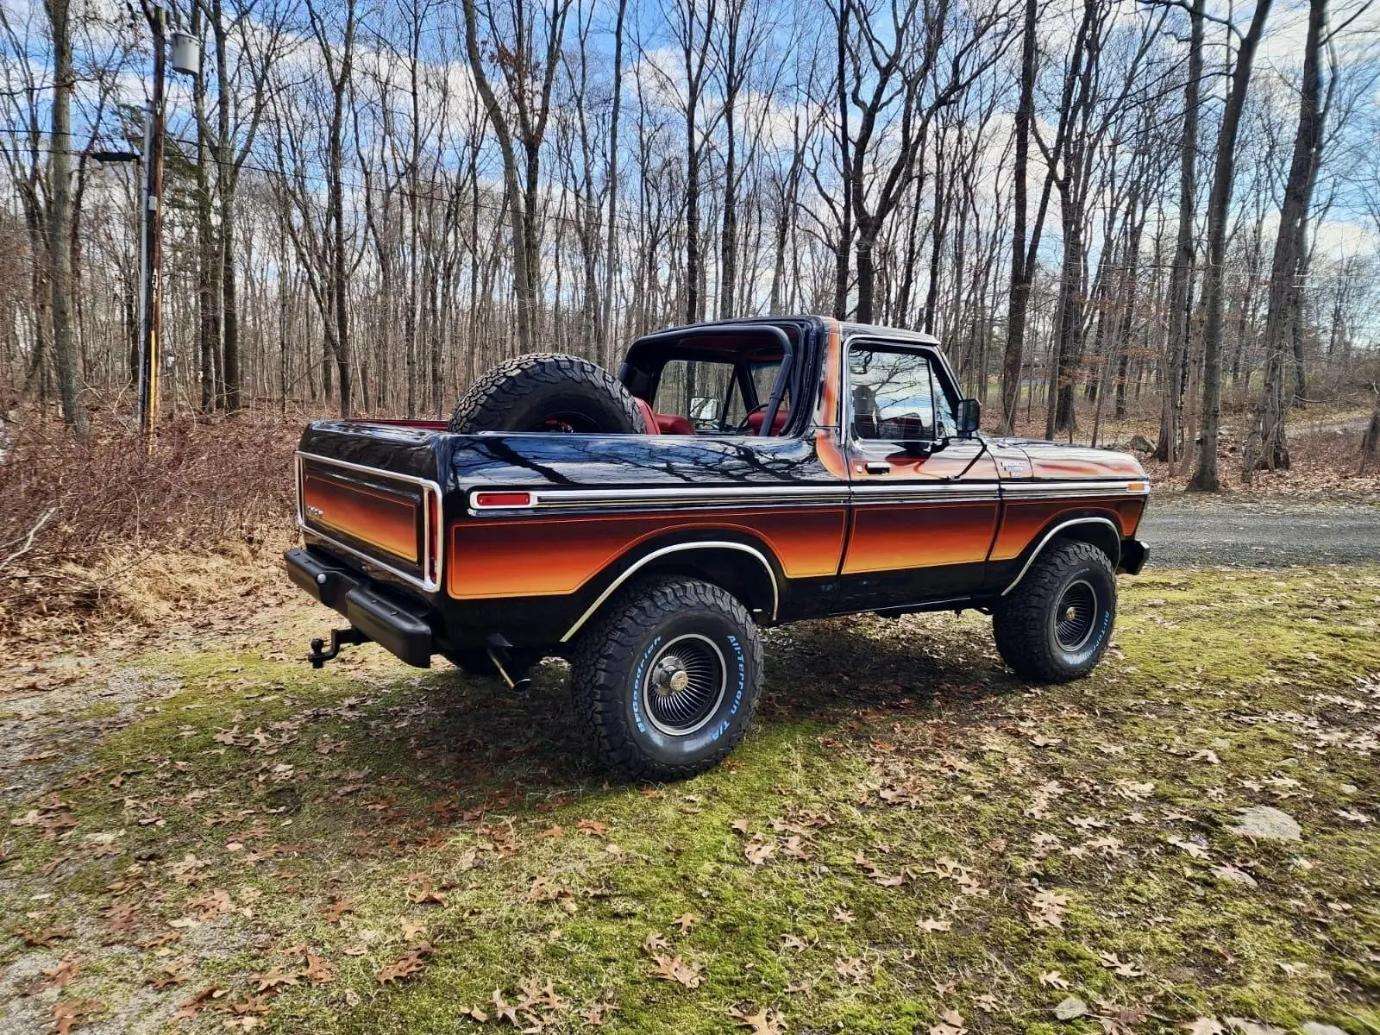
[641,633,727,737]
[1054,579,1098,652]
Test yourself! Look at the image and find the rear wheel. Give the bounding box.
[993,540,1117,682]
[447,353,648,435]
[570,576,763,780]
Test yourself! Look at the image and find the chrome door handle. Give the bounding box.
[865,461,892,474]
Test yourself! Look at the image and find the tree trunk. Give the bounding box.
[1186,0,1274,491]
[1155,0,1203,465]
[45,0,86,435]
[999,0,1037,433]
[1239,0,1325,482]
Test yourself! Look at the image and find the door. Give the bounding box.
[840,338,1000,605]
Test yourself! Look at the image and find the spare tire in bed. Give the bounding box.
[447,352,649,435]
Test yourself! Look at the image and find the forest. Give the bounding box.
[3,0,1380,493]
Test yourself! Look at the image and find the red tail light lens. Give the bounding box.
[474,491,533,509]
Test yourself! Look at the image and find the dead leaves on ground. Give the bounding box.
[463,980,583,1030]
[730,1003,787,1033]
[51,997,102,1034]
[643,928,703,989]
[375,942,433,985]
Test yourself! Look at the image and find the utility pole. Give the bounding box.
[135,1,198,447]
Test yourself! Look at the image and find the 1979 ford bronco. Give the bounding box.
[286,316,1149,778]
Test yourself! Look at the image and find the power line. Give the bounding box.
[0,125,655,236]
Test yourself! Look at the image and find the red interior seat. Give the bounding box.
[655,412,695,435]
[745,405,790,435]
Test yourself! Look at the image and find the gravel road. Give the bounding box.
[1139,497,1380,567]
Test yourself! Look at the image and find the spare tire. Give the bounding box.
[447,353,648,435]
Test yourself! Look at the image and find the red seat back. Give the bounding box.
[746,405,790,435]
[655,412,696,435]
[631,396,660,435]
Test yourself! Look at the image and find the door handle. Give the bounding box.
[864,461,892,474]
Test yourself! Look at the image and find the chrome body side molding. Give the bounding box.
[468,479,1147,516]
[1000,517,1122,597]
[558,540,780,643]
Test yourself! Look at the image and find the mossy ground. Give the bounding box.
[2,566,1378,1033]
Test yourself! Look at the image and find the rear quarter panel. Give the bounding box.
[442,433,848,603]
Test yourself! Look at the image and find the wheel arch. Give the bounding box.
[559,537,781,643]
[1001,516,1121,597]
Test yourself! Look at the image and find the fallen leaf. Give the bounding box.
[650,953,703,988]
[673,912,699,934]
[302,952,334,985]
[52,998,101,1034]
[41,957,79,990]
[376,943,433,985]
[729,1004,786,1034]
[322,897,354,924]
[745,840,776,866]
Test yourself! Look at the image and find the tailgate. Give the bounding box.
[295,452,443,593]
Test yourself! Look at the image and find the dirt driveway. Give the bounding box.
[1140,495,1380,567]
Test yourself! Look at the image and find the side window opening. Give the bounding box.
[849,345,953,443]
[649,354,790,436]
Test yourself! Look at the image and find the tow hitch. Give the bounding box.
[307,626,369,669]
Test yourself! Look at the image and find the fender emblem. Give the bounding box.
[306,505,325,519]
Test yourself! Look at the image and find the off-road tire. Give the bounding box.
[993,540,1117,683]
[570,576,763,780]
[447,352,648,434]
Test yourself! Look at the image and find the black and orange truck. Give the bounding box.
[286,316,1149,778]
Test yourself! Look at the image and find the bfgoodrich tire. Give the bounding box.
[570,576,763,780]
[993,540,1117,683]
[447,352,648,434]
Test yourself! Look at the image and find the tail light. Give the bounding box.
[426,488,441,588]
[473,491,533,509]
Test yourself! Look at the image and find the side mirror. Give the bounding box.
[689,396,720,422]
[955,398,980,438]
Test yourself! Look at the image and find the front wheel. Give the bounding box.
[570,576,763,780]
[993,540,1117,682]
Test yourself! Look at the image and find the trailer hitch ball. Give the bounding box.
[307,626,369,669]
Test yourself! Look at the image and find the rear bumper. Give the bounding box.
[285,547,435,667]
[1119,538,1149,575]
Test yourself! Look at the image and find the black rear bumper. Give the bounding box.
[285,547,435,667]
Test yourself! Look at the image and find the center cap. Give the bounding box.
[652,655,690,696]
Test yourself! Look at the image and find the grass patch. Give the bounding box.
[2,566,1378,1033]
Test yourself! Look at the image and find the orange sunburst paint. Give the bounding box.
[303,474,419,562]
[448,506,847,600]
[842,500,999,574]
[989,497,1146,562]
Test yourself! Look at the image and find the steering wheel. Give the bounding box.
[734,403,770,435]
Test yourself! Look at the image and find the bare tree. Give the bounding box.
[1184,0,1273,490]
